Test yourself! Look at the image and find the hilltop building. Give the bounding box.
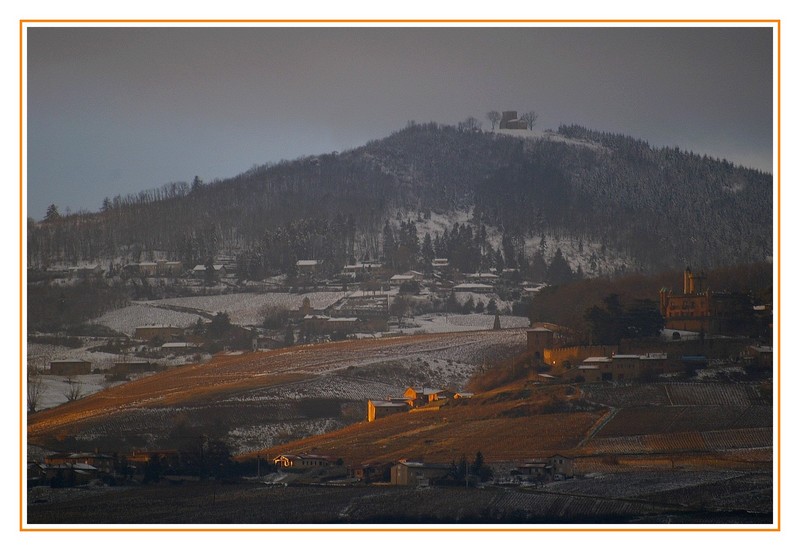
[499,111,527,130]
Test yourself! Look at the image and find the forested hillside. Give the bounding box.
[27,122,772,275]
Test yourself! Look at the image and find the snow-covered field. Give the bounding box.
[397,314,529,334]
[92,304,201,335]
[145,291,347,326]
[92,291,348,334]
[27,341,204,411]
[30,329,528,455]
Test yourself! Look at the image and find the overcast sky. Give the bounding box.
[25,25,774,220]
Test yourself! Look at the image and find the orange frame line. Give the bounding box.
[18,19,781,533]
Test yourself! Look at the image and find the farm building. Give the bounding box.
[111,360,158,376]
[403,387,443,406]
[303,314,359,335]
[49,360,91,376]
[367,399,410,422]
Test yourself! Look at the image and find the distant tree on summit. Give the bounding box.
[487,110,501,130]
[520,111,538,130]
[459,116,482,132]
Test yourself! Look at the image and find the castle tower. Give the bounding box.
[526,327,554,360]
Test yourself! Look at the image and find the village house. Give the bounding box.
[516,454,574,481]
[192,264,227,278]
[353,463,390,483]
[44,451,114,472]
[30,462,99,487]
[329,295,389,332]
[137,261,159,277]
[745,345,773,370]
[293,296,325,319]
[159,260,184,276]
[160,342,197,352]
[296,259,322,277]
[134,325,185,342]
[390,459,452,486]
[343,261,383,277]
[452,282,495,293]
[273,453,335,470]
[465,272,500,284]
[389,271,424,287]
[560,352,670,383]
[67,264,102,279]
[49,359,92,376]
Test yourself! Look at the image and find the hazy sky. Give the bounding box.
[26,25,774,220]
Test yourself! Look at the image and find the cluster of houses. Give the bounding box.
[526,321,772,383]
[29,446,574,489]
[366,386,473,422]
[269,453,574,487]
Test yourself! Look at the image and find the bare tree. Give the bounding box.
[487,110,501,130]
[520,111,538,130]
[27,362,44,413]
[64,376,83,402]
[458,116,482,132]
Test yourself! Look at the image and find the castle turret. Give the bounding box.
[684,267,693,294]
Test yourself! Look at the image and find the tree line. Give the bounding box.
[28,121,772,276]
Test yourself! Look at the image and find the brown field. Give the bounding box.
[247,383,605,464]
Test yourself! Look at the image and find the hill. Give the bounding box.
[27,329,527,454]
[28,122,772,275]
